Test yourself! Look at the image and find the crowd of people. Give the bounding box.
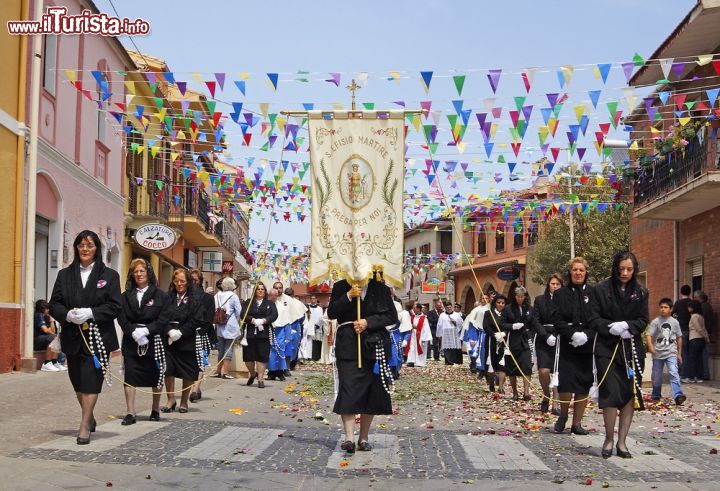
[43,232,714,459]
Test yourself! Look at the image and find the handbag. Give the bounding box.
[213,296,231,324]
[49,335,62,354]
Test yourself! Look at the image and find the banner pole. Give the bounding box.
[357,294,362,369]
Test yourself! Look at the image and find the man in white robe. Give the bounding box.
[307,296,324,361]
[438,302,464,365]
[405,302,432,367]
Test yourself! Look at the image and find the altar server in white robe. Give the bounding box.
[405,301,433,367]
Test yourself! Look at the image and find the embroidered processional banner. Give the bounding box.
[308,110,404,288]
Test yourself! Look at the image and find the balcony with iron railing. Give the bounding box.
[633,128,720,221]
[127,176,170,221]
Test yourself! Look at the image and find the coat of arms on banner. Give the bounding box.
[308,111,405,288]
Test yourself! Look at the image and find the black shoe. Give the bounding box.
[540,400,550,413]
[258,381,265,388]
[601,441,613,459]
[121,414,136,426]
[283,369,292,377]
[523,394,532,402]
[149,411,160,422]
[161,402,177,413]
[675,394,687,406]
[278,374,286,381]
[553,416,567,434]
[616,445,632,459]
[76,436,90,445]
[488,386,496,393]
[246,374,256,386]
[178,406,188,414]
[570,424,589,435]
[267,374,277,381]
[189,392,199,403]
[340,440,356,454]
[89,417,97,433]
[357,440,372,451]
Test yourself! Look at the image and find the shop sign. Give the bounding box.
[134,223,176,251]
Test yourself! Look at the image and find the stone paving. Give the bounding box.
[4,361,720,488]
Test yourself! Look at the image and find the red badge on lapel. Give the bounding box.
[97,280,107,289]
[182,296,189,304]
[146,299,154,306]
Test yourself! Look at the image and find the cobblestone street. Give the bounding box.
[3,362,720,489]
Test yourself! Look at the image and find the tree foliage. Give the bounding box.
[529,205,630,286]
[528,162,629,286]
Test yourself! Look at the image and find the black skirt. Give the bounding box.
[243,338,270,363]
[333,358,392,415]
[165,348,200,380]
[596,355,643,410]
[124,352,160,388]
[489,338,505,373]
[535,340,555,371]
[558,351,593,394]
[503,348,532,377]
[67,353,105,394]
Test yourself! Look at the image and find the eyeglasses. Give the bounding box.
[77,243,96,250]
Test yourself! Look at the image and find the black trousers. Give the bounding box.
[688,338,706,380]
[427,332,440,360]
[311,340,322,361]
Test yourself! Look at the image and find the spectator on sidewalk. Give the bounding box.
[214,277,243,380]
[672,285,692,378]
[693,291,714,380]
[683,300,710,384]
[646,297,685,406]
[34,300,65,372]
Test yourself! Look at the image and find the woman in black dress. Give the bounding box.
[328,278,398,454]
[502,286,535,401]
[163,268,205,413]
[589,251,648,458]
[483,294,508,393]
[239,282,278,388]
[118,258,170,424]
[188,268,214,402]
[533,274,563,414]
[553,257,595,435]
[49,230,122,445]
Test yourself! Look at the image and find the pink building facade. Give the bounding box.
[28,0,133,304]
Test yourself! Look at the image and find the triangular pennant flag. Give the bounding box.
[672,62,685,79]
[487,69,502,93]
[588,90,601,109]
[453,75,466,96]
[267,73,279,91]
[659,58,674,80]
[205,81,216,98]
[632,52,645,67]
[712,60,720,78]
[420,71,433,93]
[234,80,246,96]
[707,88,720,108]
[596,63,611,84]
[621,62,635,83]
[326,72,341,87]
[521,68,536,93]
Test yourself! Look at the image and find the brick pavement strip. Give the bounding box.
[326,434,401,470]
[179,426,282,462]
[31,419,170,452]
[457,434,550,471]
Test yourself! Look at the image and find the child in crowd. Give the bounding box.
[646,297,685,405]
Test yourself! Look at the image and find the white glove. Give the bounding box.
[136,335,149,346]
[253,318,265,327]
[132,327,150,342]
[74,308,94,323]
[546,335,557,347]
[494,332,505,342]
[620,330,633,339]
[168,329,182,342]
[66,310,83,325]
[608,321,629,336]
[512,322,524,330]
[570,332,588,347]
[402,340,408,348]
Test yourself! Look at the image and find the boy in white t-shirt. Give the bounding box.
[646,297,686,406]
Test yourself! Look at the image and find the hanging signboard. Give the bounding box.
[421,281,446,294]
[496,266,521,281]
[202,251,223,273]
[222,261,234,273]
[134,223,176,252]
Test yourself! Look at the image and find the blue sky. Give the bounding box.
[93,0,697,249]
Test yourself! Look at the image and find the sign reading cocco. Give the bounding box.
[496,266,521,281]
[134,223,177,251]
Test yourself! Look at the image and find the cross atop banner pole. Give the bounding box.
[345,79,361,110]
